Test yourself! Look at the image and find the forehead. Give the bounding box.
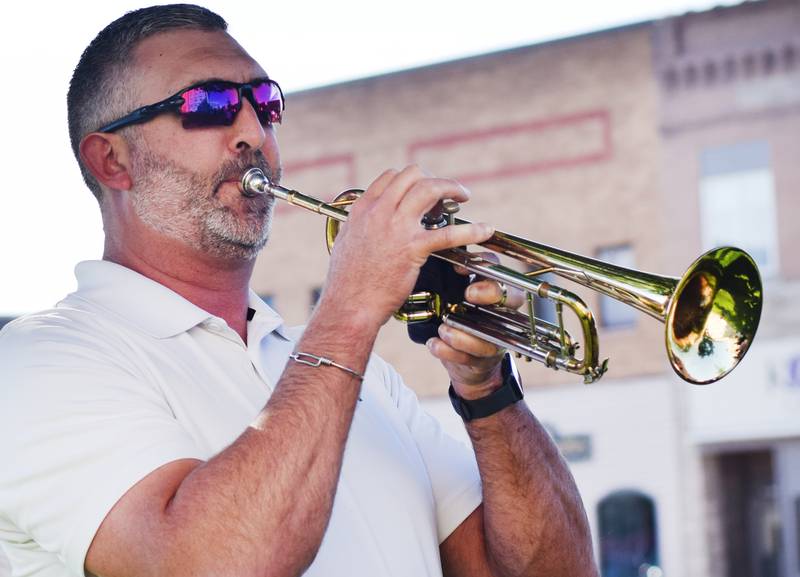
[132,29,268,98]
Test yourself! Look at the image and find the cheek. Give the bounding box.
[152,129,227,173]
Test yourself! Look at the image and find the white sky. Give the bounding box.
[2,0,737,315]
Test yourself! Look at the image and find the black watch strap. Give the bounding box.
[448,353,523,421]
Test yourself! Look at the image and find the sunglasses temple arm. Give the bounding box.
[98,98,184,133]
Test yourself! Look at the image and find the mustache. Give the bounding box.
[212,150,281,193]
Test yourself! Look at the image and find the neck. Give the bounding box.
[104,233,256,343]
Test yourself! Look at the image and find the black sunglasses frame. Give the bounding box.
[97,78,285,134]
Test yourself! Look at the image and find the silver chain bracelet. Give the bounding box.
[289,352,365,381]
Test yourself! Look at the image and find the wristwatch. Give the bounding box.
[448,353,523,421]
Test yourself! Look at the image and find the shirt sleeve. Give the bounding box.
[370,356,483,543]
[0,313,204,577]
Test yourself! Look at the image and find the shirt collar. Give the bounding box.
[246,290,291,342]
[71,260,289,341]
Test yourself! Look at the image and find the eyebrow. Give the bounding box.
[174,76,273,92]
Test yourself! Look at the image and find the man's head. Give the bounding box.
[68,4,228,200]
[69,4,282,261]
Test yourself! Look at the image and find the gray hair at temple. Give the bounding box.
[67,4,227,201]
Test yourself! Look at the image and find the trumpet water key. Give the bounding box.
[241,168,763,385]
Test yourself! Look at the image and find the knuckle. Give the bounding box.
[486,342,503,358]
[411,177,461,201]
[441,178,468,200]
[441,225,457,246]
[413,178,444,199]
[456,181,470,200]
[402,164,427,179]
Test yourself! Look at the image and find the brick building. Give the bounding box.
[252,1,800,576]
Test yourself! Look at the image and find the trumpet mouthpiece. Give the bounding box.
[240,168,269,197]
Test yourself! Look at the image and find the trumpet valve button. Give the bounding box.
[422,199,460,229]
[442,200,460,215]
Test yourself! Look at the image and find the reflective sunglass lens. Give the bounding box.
[180,85,240,128]
[251,82,283,125]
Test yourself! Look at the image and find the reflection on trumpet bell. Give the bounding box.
[666,248,762,384]
[240,168,763,385]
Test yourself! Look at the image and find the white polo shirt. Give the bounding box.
[0,260,482,577]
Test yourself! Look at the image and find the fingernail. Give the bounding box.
[482,224,495,236]
[466,286,479,299]
[426,338,434,350]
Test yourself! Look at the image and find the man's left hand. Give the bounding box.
[426,262,524,399]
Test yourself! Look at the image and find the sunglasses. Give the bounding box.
[97,78,285,133]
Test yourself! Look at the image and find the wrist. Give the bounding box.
[450,366,504,400]
[299,305,378,375]
[449,354,524,422]
[311,294,384,338]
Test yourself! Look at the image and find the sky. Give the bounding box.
[1,0,739,316]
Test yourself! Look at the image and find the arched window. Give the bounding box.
[684,64,698,87]
[723,56,737,80]
[598,490,660,577]
[783,44,796,70]
[662,68,679,90]
[703,60,718,84]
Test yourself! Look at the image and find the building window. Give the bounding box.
[703,60,717,83]
[699,141,779,278]
[684,64,698,87]
[662,68,678,90]
[742,53,756,76]
[723,56,737,80]
[762,50,776,74]
[596,245,637,329]
[783,44,796,70]
[598,490,660,577]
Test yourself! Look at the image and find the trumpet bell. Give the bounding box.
[666,248,762,384]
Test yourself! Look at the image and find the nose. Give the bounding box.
[227,98,266,153]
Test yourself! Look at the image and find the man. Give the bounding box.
[0,5,596,577]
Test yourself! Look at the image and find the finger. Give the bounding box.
[371,164,430,209]
[426,337,474,366]
[359,168,400,202]
[399,177,471,221]
[465,279,525,309]
[438,323,503,359]
[425,222,494,253]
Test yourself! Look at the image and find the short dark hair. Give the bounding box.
[67,4,228,201]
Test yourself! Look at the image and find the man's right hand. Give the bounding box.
[316,165,494,333]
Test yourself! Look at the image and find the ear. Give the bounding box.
[79,132,134,191]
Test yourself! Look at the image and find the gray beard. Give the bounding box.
[129,145,277,261]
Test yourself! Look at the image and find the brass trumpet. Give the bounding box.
[241,168,762,385]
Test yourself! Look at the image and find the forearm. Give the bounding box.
[151,308,377,577]
[466,403,597,577]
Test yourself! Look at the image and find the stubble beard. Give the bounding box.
[128,138,278,261]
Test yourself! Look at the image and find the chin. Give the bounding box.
[202,228,271,262]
